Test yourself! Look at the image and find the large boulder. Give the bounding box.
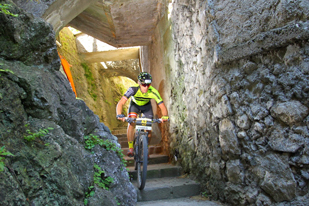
[0,1,136,205]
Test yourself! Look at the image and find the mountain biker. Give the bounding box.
[116,72,169,157]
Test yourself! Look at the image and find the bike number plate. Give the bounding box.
[136,125,152,130]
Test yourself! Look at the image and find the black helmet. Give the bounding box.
[138,72,152,84]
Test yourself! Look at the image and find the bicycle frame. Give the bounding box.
[125,117,162,190]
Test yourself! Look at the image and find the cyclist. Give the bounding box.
[116,72,169,157]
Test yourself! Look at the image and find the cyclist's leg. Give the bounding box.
[141,102,153,145]
[127,101,138,156]
[127,121,136,143]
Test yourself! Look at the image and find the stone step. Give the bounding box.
[124,154,169,167]
[119,141,128,148]
[121,145,162,155]
[127,163,183,181]
[136,197,223,206]
[112,128,127,135]
[115,134,127,140]
[134,176,201,202]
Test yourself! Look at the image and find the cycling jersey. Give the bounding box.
[124,84,163,106]
[128,101,153,119]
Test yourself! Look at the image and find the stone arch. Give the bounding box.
[98,60,140,82]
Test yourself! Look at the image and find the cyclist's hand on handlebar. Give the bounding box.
[161,116,169,122]
[126,118,135,124]
[116,114,126,122]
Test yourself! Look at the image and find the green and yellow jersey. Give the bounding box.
[124,84,163,106]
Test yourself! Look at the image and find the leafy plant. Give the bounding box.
[104,99,111,106]
[84,185,95,205]
[24,125,54,142]
[0,68,14,74]
[0,68,14,77]
[0,146,14,172]
[201,191,212,198]
[84,134,99,150]
[84,165,117,205]
[94,164,114,190]
[115,197,120,205]
[84,134,127,167]
[0,4,18,17]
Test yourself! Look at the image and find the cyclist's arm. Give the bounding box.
[158,102,169,121]
[116,96,128,121]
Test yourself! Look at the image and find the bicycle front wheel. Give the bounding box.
[137,134,148,190]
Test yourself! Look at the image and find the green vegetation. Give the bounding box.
[0,4,18,17]
[94,164,114,190]
[115,197,120,205]
[114,83,126,103]
[0,68,14,76]
[84,186,95,205]
[58,28,78,55]
[201,190,212,199]
[0,146,14,172]
[199,89,203,97]
[113,82,128,115]
[177,60,184,69]
[24,124,54,142]
[116,83,126,96]
[84,134,102,151]
[104,99,111,106]
[201,191,208,198]
[84,134,127,167]
[81,63,98,101]
[84,164,116,205]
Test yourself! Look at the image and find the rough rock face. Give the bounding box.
[0,1,136,205]
[168,0,309,205]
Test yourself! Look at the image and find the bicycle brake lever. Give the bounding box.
[126,118,135,123]
[159,118,170,123]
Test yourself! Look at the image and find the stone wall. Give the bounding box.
[147,0,309,205]
[140,6,174,154]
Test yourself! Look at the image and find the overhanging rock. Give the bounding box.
[81,47,139,62]
[13,0,168,47]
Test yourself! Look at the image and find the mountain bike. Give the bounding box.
[125,117,163,190]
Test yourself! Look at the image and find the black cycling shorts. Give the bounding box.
[128,101,153,119]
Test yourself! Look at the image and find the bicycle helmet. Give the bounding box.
[138,72,152,84]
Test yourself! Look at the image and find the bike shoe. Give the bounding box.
[127,148,134,157]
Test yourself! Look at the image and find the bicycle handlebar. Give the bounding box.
[124,117,165,124]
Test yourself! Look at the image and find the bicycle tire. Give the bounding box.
[137,134,148,190]
[133,137,138,171]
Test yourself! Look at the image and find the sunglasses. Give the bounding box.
[141,84,150,87]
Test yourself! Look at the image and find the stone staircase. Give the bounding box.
[112,127,201,203]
